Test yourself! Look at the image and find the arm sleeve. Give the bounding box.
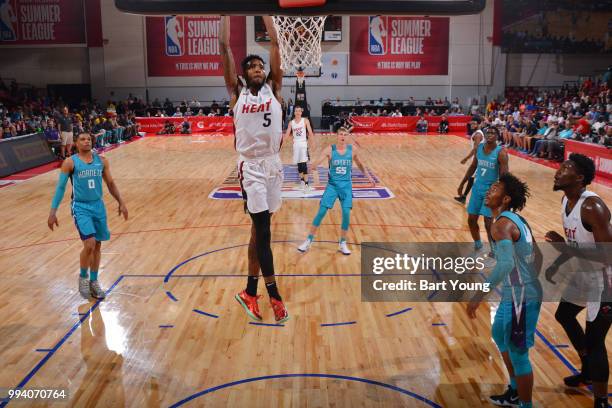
[485,239,515,288]
[51,172,70,209]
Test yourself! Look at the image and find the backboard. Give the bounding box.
[115,0,486,16]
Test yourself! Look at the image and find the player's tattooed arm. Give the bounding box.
[262,16,283,98]
[219,16,239,106]
[498,148,509,176]
[101,157,128,221]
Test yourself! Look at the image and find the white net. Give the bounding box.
[271,15,327,73]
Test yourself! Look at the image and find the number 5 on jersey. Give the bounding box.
[263,112,271,127]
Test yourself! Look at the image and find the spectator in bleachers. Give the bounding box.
[416,115,428,133]
[391,109,403,117]
[196,109,205,117]
[438,115,449,133]
[180,118,191,134]
[44,119,61,155]
[157,120,175,135]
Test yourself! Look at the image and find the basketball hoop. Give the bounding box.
[296,69,306,86]
[272,13,327,73]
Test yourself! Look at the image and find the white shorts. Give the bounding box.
[238,154,283,214]
[60,131,73,146]
[293,142,308,164]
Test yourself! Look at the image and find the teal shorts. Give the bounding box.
[467,188,492,217]
[320,182,352,209]
[492,300,541,352]
[71,200,110,242]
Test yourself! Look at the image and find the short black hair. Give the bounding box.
[499,173,530,212]
[241,54,265,74]
[485,126,500,138]
[568,153,596,186]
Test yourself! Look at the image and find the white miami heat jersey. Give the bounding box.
[233,83,283,158]
[561,190,609,321]
[562,190,601,243]
[291,118,307,144]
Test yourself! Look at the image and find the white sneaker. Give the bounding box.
[78,276,90,299]
[89,280,106,300]
[338,240,351,255]
[298,239,312,253]
[299,180,305,192]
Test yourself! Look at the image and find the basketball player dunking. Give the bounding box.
[468,173,542,408]
[220,16,289,323]
[47,133,128,300]
[458,127,509,255]
[545,153,611,408]
[297,126,375,255]
[284,106,314,192]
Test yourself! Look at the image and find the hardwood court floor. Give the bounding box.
[0,133,610,407]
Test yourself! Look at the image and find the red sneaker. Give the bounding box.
[235,290,262,321]
[270,297,289,323]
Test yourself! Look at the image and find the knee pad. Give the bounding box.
[250,211,271,244]
[297,162,308,174]
[509,348,532,377]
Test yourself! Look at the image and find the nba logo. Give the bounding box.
[0,0,18,42]
[368,16,387,55]
[165,16,184,56]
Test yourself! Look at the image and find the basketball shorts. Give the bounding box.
[321,181,352,209]
[60,131,73,146]
[467,187,492,217]
[71,200,110,241]
[293,142,308,165]
[238,154,283,214]
[492,300,541,352]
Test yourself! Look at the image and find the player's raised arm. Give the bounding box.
[101,156,128,220]
[219,16,239,98]
[262,16,283,94]
[48,158,74,230]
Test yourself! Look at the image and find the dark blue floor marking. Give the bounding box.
[159,325,174,329]
[192,309,219,319]
[554,344,570,348]
[165,291,178,302]
[386,307,413,317]
[431,323,447,326]
[249,322,284,327]
[1,275,124,408]
[34,349,52,353]
[169,373,442,408]
[321,321,356,327]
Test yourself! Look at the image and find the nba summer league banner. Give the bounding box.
[145,16,246,77]
[0,0,85,45]
[361,242,612,303]
[350,16,449,76]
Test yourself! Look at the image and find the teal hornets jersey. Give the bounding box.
[474,143,502,192]
[497,211,542,302]
[71,153,104,202]
[329,144,352,184]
